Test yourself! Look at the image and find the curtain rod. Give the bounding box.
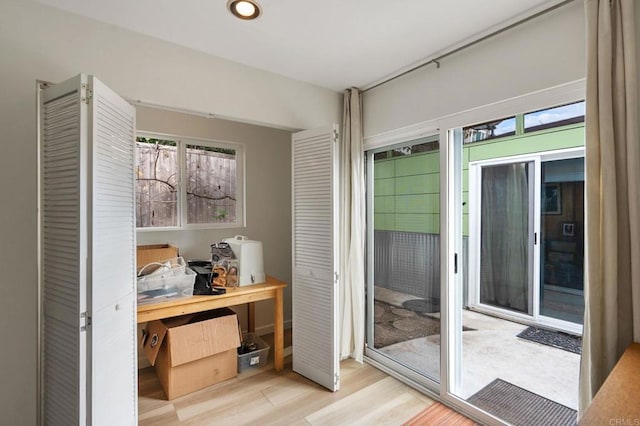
[362,0,576,93]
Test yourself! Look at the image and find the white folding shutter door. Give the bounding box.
[41,75,88,425]
[41,75,137,425]
[88,76,137,425]
[292,125,340,391]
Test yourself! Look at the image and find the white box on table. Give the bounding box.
[223,235,265,285]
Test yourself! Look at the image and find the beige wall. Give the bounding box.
[135,105,293,338]
[0,1,339,423]
[363,1,586,138]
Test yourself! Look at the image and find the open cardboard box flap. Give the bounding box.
[143,308,240,367]
[143,319,169,366]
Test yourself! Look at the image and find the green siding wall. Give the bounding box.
[373,125,585,235]
[373,151,440,233]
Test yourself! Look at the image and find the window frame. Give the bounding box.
[461,100,585,145]
[135,131,246,232]
[523,100,585,133]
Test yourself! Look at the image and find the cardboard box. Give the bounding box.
[136,244,179,271]
[143,308,240,400]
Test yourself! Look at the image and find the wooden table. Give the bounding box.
[580,342,640,424]
[137,275,287,372]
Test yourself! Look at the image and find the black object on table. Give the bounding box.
[188,260,225,295]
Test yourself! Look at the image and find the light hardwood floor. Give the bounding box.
[138,332,445,425]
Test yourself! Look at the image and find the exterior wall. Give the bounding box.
[372,122,585,302]
[462,124,585,234]
[374,151,440,233]
[373,124,585,235]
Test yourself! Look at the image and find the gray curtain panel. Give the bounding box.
[480,163,530,314]
[580,0,640,415]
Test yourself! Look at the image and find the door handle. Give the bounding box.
[454,253,458,274]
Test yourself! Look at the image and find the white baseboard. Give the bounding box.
[246,319,292,336]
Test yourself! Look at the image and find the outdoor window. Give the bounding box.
[136,135,244,229]
[463,116,516,144]
[373,139,439,160]
[524,100,585,132]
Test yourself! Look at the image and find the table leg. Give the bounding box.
[248,302,256,333]
[274,288,284,372]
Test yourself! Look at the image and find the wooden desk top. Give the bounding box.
[137,275,287,323]
[580,342,640,424]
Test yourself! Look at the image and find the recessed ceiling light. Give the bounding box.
[227,0,262,20]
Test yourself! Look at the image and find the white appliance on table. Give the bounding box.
[223,235,265,285]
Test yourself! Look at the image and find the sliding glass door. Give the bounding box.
[362,94,587,424]
[468,150,584,332]
[365,136,441,387]
[450,143,585,424]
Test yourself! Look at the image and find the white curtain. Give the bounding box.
[580,0,640,414]
[339,88,365,362]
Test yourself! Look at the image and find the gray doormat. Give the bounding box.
[517,326,582,354]
[467,379,577,426]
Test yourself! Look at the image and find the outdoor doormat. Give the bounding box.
[517,326,582,354]
[467,379,577,426]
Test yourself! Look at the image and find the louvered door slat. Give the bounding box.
[292,125,339,391]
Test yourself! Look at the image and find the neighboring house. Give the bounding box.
[0,1,639,425]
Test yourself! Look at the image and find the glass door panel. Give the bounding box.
[479,162,533,315]
[539,157,585,324]
[365,136,441,384]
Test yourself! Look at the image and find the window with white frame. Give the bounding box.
[462,100,585,145]
[135,134,244,229]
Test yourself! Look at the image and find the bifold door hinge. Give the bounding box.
[80,311,92,332]
[334,373,340,387]
[332,129,339,143]
[81,83,93,104]
[334,272,339,284]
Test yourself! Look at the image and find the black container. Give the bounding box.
[188,260,220,295]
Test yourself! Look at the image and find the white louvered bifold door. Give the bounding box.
[292,125,340,391]
[40,74,137,426]
[88,76,137,425]
[41,75,89,426]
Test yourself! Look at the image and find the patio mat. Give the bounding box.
[517,326,582,354]
[467,379,577,426]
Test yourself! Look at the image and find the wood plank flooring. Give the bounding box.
[138,332,471,425]
[404,402,477,426]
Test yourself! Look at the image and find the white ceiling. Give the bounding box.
[37,0,565,92]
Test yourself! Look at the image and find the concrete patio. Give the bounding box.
[374,287,581,410]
